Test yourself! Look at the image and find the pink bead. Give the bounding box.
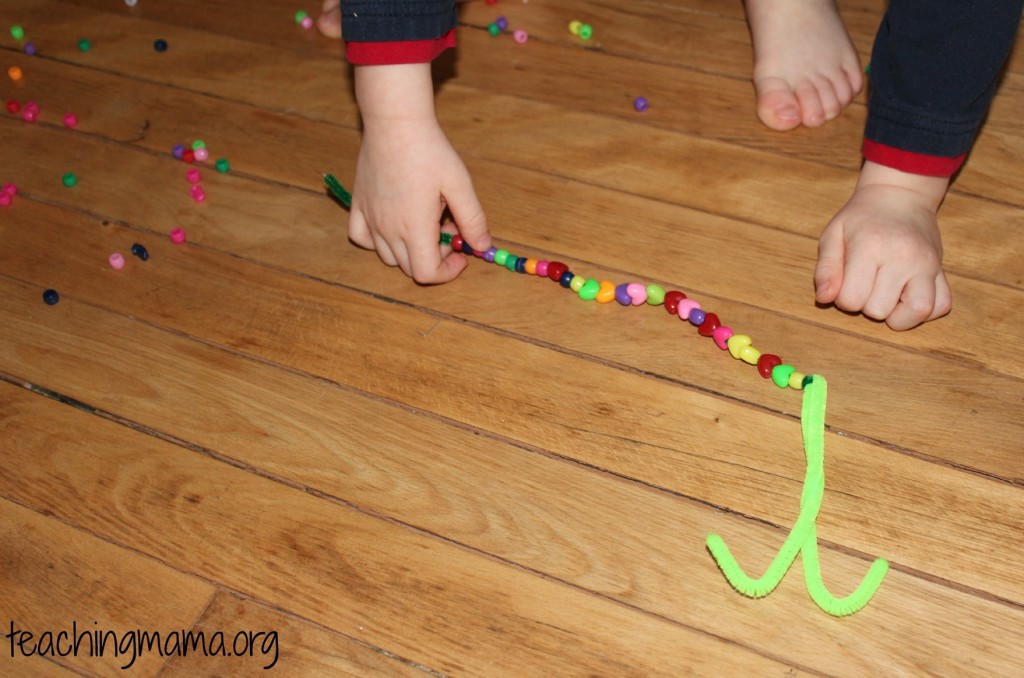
[185,168,201,183]
[513,29,528,43]
[21,109,37,123]
[169,227,187,243]
[300,16,314,29]
[712,325,734,350]
[193,147,209,162]
[108,252,125,270]
[189,185,206,202]
[24,101,39,112]
[2,183,16,197]
[625,282,647,306]
[63,112,78,128]
[535,260,549,277]
[676,299,702,321]
[0,193,11,207]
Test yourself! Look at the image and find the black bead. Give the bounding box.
[42,289,59,305]
[131,243,149,261]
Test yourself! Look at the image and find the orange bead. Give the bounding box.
[8,66,23,81]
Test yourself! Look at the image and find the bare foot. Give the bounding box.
[745,0,863,130]
[317,0,341,39]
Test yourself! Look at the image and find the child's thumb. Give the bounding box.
[445,181,491,253]
[814,227,845,304]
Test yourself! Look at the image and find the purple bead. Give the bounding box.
[615,283,632,306]
[495,16,509,30]
[24,42,37,56]
[172,143,186,159]
[689,308,706,326]
[633,96,649,113]
[483,246,498,263]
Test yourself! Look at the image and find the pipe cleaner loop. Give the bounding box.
[706,376,888,615]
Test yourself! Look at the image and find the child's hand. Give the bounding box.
[348,64,491,284]
[814,161,952,330]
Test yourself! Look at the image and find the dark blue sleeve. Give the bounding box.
[340,1,458,42]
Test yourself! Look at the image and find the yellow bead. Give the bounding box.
[739,345,761,365]
[789,371,806,390]
[568,20,582,35]
[596,280,616,303]
[525,258,538,275]
[569,275,586,292]
[726,334,751,360]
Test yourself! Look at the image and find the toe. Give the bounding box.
[317,0,342,39]
[754,76,802,131]
[793,80,825,127]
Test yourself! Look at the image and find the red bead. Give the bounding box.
[182,149,196,164]
[547,261,568,282]
[698,312,721,337]
[663,290,687,314]
[757,353,783,379]
[450,234,464,251]
[5,99,20,114]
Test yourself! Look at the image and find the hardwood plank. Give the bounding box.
[1,274,1023,675]
[0,495,215,676]
[1,204,1021,605]
[161,592,428,676]
[0,383,805,676]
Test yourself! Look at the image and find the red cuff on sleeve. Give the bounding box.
[862,139,966,177]
[345,29,456,65]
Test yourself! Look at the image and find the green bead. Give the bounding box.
[78,38,91,51]
[487,23,500,36]
[504,255,519,272]
[215,158,230,173]
[62,172,77,187]
[493,249,510,266]
[11,25,24,40]
[295,10,308,23]
[645,284,666,305]
[191,140,205,149]
[578,278,601,301]
[771,364,795,388]
[579,23,593,40]
[439,232,453,245]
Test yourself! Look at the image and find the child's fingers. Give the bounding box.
[406,228,466,284]
[814,224,846,304]
[443,178,491,253]
[347,210,375,250]
[886,274,937,331]
[928,272,953,322]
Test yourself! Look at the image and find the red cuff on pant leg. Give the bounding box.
[862,139,966,177]
[345,29,456,65]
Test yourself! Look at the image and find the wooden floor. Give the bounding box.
[2,0,1022,675]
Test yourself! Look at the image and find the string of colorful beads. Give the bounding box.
[439,231,810,390]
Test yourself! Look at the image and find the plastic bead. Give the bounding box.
[688,308,706,326]
[154,39,168,52]
[483,246,497,263]
[295,10,308,23]
[496,17,509,31]
[487,23,500,36]
[596,281,616,303]
[535,260,549,277]
[194,147,209,162]
[24,43,37,56]
[450,234,464,251]
[2,183,17,197]
[0,194,11,207]
[663,290,686,315]
[24,101,39,112]
[633,96,649,112]
[172,143,185,159]
[711,325,733,350]
[569,275,587,292]
[6,100,19,114]
[726,334,751,360]
[645,284,665,305]
[802,375,814,388]
[11,25,25,40]
[676,299,701,321]
[614,283,632,306]
[505,255,519,272]
[42,289,59,305]
[546,262,568,282]
[62,172,77,187]
[169,227,187,244]
[524,259,537,275]
[740,345,761,365]
[8,66,23,82]
[108,252,125,270]
[568,20,582,35]
[493,249,510,266]
[558,270,574,288]
[579,23,593,40]
[513,29,528,44]
[186,168,201,184]
[182,149,195,163]
[757,354,782,379]
[215,158,230,173]
[192,140,206,149]
[626,282,647,305]
[131,243,149,261]
[789,371,807,390]
[771,364,795,388]
[300,16,314,29]
[78,38,91,52]
[189,185,206,202]
[698,312,721,337]
[63,112,78,128]
[21,108,37,123]
[578,278,600,300]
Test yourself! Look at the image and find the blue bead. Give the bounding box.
[559,271,574,287]
[461,241,474,256]
[689,308,706,325]
[131,243,149,261]
[42,289,59,305]
[172,144,185,159]
[154,39,168,52]
[496,16,509,30]
[515,257,527,273]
